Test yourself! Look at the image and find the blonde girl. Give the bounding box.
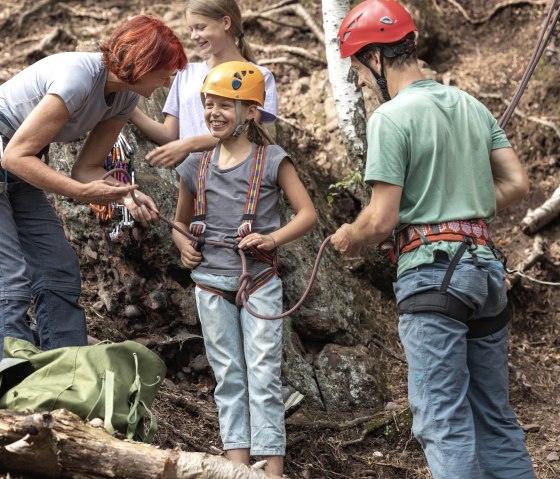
[131,0,278,168]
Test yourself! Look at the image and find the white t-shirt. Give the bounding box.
[162,62,278,140]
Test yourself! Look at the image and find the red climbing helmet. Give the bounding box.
[338,0,417,58]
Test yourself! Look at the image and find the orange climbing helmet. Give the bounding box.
[201,61,265,107]
[338,0,417,59]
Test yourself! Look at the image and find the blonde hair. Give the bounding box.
[247,120,274,146]
[186,0,256,63]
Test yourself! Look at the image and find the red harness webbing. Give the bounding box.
[382,219,493,264]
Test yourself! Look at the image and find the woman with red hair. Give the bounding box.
[0,15,187,358]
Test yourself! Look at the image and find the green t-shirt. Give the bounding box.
[364,79,511,276]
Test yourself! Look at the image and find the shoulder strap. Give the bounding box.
[189,149,213,236]
[237,145,277,267]
[238,145,267,237]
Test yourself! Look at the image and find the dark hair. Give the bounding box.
[99,15,187,84]
[358,32,417,71]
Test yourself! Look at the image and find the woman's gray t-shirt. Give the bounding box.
[176,143,289,276]
[0,52,138,142]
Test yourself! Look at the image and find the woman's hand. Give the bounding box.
[145,139,189,168]
[237,233,277,251]
[77,180,138,204]
[121,190,159,226]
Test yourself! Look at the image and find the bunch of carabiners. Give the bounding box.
[90,133,135,242]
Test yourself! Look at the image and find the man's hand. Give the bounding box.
[331,223,364,257]
[121,190,159,226]
[145,140,188,168]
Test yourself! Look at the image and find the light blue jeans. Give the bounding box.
[394,255,534,479]
[0,168,88,358]
[191,270,285,456]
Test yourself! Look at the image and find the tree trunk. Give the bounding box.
[321,0,367,166]
[0,409,275,479]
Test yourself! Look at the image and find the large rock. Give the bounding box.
[47,86,393,412]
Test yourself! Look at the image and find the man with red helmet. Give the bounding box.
[331,1,535,478]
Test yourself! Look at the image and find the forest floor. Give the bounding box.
[1,0,560,478]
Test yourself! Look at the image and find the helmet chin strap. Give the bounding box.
[357,51,391,102]
[232,100,249,138]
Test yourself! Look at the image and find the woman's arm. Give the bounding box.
[490,147,530,212]
[130,107,179,145]
[1,93,137,205]
[238,158,317,251]
[173,180,202,269]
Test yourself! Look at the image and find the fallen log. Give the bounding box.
[0,409,277,479]
[521,185,560,234]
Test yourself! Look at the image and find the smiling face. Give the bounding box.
[132,68,175,98]
[187,13,231,57]
[203,93,256,140]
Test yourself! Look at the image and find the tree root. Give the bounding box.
[252,44,326,65]
[445,0,548,24]
[245,1,324,44]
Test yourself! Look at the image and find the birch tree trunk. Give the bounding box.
[322,0,367,165]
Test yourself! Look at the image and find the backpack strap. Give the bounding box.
[237,145,277,268]
[189,149,213,237]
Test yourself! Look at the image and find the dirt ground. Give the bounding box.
[1,0,560,478]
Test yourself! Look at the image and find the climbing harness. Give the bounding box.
[90,133,135,243]
[104,166,332,320]
[382,219,511,337]
[188,145,278,304]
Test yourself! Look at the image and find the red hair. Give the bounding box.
[100,15,187,84]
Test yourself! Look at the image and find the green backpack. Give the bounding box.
[0,337,166,443]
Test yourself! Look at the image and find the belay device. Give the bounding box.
[90,133,135,242]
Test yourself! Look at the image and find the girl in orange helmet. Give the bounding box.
[172,61,316,476]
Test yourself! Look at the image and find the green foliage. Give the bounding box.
[327,170,365,205]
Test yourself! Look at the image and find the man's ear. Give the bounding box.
[369,50,382,70]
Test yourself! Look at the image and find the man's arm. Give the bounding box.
[490,147,530,212]
[331,181,402,256]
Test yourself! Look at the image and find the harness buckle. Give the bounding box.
[194,235,205,252]
[238,221,252,237]
[190,220,207,234]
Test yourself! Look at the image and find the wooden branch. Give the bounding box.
[244,2,325,44]
[507,235,546,288]
[252,44,326,65]
[445,0,548,24]
[0,409,276,479]
[521,186,560,234]
[17,0,58,30]
[258,56,311,74]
